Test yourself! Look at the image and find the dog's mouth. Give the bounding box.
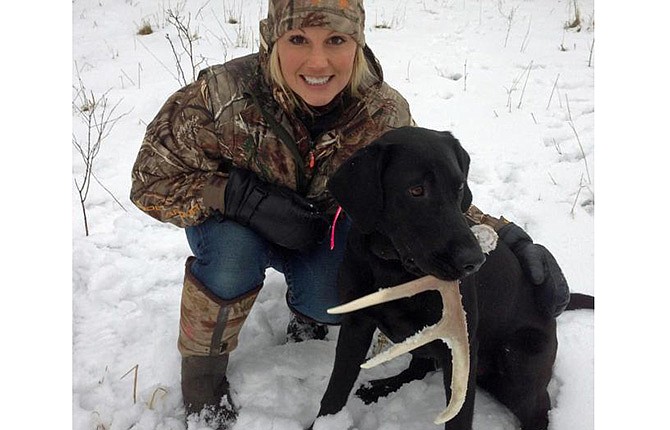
[400,251,484,281]
[400,256,424,277]
[392,226,489,282]
[372,227,486,280]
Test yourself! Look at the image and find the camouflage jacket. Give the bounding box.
[130,51,413,228]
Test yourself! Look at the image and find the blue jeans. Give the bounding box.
[185,214,351,324]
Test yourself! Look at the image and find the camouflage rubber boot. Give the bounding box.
[286,311,328,342]
[178,257,261,429]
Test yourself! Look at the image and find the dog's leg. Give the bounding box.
[316,314,377,418]
[355,355,437,404]
[478,325,557,430]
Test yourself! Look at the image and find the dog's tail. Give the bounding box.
[565,293,594,311]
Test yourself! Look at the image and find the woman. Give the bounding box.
[130,0,569,427]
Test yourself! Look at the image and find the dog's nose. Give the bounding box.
[461,260,483,275]
[455,249,486,276]
[462,262,479,273]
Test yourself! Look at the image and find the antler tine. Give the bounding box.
[328,276,444,315]
[328,276,471,425]
[361,321,450,369]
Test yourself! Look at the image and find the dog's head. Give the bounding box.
[328,126,485,280]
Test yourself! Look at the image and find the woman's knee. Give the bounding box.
[284,231,350,324]
[185,218,269,299]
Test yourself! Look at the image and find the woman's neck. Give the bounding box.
[298,93,349,139]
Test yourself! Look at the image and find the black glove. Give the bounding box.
[498,223,570,318]
[223,167,329,251]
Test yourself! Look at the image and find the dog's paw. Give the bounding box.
[311,409,354,430]
[355,381,394,404]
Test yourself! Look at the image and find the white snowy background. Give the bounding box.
[9,0,670,429]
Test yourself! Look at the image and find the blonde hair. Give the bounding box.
[268,44,373,111]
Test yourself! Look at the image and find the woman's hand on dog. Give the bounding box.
[498,223,570,318]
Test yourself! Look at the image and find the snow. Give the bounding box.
[65,0,599,429]
[18,0,669,428]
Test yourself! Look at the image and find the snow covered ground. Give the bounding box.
[19,0,668,428]
[66,0,598,429]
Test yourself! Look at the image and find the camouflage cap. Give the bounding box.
[260,0,366,51]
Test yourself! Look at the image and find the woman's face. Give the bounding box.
[276,26,357,107]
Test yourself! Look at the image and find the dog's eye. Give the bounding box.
[409,185,425,197]
[458,182,465,192]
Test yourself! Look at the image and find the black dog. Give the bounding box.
[313,127,590,430]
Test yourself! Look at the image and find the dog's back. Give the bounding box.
[470,243,558,429]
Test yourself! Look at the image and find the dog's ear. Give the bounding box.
[441,131,473,212]
[460,175,473,213]
[327,143,386,234]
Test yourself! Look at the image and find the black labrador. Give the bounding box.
[312,127,591,430]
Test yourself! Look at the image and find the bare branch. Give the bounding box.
[565,94,592,184]
[517,60,534,109]
[120,364,139,404]
[166,8,205,84]
[165,33,188,86]
[136,36,180,83]
[546,73,561,110]
[72,68,130,235]
[497,0,518,48]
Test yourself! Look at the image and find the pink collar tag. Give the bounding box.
[330,206,343,250]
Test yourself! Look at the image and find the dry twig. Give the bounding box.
[121,364,140,405]
[72,68,129,236]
